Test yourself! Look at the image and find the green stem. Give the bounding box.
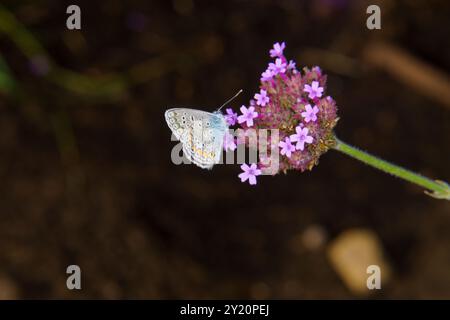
[332,137,450,200]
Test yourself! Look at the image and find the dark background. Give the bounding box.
[0,0,449,298]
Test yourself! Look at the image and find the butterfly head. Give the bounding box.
[212,111,228,130]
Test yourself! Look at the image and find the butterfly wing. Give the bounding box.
[165,108,228,169]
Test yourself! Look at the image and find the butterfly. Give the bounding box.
[165,90,242,170]
[165,109,228,169]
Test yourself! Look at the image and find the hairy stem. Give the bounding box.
[332,137,449,200]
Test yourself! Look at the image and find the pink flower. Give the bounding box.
[261,68,273,82]
[304,81,324,99]
[269,42,285,58]
[301,104,319,123]
[223,131,237,151]
[290,126,314,151]
[268,58,287,75]
[235,42,339,175]
[287,60,296,71]
[238,163,261,185]
[278,137,296,158]
[254,89,270,107]
[237,105,258,127]
[225,108,238,126]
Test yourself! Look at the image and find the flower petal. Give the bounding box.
[240,163,249,171]
[239,172,249,182]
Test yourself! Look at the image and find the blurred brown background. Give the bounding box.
[0,0,449,299]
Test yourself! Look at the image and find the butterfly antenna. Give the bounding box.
[218,89,243,111]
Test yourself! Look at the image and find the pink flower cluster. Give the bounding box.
[225,42,339,185]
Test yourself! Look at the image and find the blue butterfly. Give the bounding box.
[165,90,242,169]
[165,108,228,169]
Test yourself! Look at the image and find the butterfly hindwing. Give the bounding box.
[165,108,228,169]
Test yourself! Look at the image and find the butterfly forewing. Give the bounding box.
[165,108,228,169]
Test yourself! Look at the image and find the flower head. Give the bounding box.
[238,163,261,185]
[225,108,238,126]
[301,104,319,123]
[279,137,296,158]
[234,42,339,176]
[269,42,285,58]
[304,81,324,99]
[254,89,270,106]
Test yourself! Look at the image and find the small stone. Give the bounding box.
[327,228,391,296]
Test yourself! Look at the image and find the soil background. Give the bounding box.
[0,0,449,298]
